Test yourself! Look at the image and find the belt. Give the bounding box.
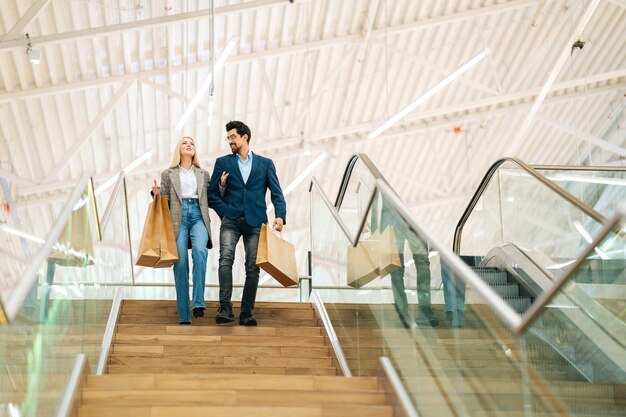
[182,198,199,202]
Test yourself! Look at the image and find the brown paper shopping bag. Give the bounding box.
[256,223,298,287]
[346,226,401,288]
[135,195,162,267]
[377,226,402,277]
[346,237,379,288]
[49,201,95,267]
[155,195,179,268]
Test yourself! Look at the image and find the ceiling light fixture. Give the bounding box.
[25,33,40,65]
[367,49,490,140]
[1,225,45,244]
[175,37,238,130]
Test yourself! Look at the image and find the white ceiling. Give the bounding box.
[0,0,624,291]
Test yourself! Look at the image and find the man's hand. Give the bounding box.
[151,180,160,195]
[220,171,229,187]
[272,217,284,232]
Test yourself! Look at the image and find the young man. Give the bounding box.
[208,121,287,326]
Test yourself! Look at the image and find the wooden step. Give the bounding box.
[78,404,393,417]
[85,374,381,391]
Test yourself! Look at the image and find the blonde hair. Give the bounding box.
[169,136,202,169]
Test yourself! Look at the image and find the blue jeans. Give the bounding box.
[218,215,261,317]
[390,237,432,323]
[442,262,466,313]
[173,199,209,323]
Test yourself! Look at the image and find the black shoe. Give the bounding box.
[193,307,205,318]
[415,307,439,327]
[216,307,235,324]
[239,315,257,326]
[179,321,191,325]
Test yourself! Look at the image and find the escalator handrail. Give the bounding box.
[452,157,606,254]
[333,153,395,209]
[520,207,626,333]
[311,165,523,332]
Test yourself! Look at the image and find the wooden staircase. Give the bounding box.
[78,300,394,417]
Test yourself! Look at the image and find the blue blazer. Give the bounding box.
[208,153,287,227]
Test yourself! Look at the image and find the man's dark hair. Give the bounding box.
[226,121,251,143]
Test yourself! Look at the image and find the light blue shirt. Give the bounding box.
[237,151,253,184]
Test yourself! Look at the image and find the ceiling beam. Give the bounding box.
[507,0,602,155]
[607,0,626,8]
[535,114,626,158]
[0,168,34,186]
[0,0,543,101]
[0,0,311,49]
[0,0,53,41]
[257,59,286,138]
[43,80,135,182]
[14,80,622,206]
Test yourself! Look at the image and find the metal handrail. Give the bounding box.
[310,167,523,330]
[56,354,87,417]
[99,172,125,231]
[518,206,626,333]
[310,176,374,246]
[312,154,524,330]
[452,157,606,254]
[334,153,396,209]
[98,171,135,285]
[379,357,419,417]
[96,287,124,375]
[375,180,523,330]
[310,290,352,377]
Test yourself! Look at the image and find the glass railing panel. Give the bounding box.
[460,160,605,275]
[93,178,133,285]
[0,229,39,316]
[527,215,626,383]
[536,167,626,218]
[372,189,552,416]
[0,179,114,417]
[314,185,560,415]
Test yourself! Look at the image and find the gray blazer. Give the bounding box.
[160,166,212,249]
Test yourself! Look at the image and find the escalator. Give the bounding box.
[309,153,625,416]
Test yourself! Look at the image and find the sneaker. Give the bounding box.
[193,307,205,318]
[216,306,235,324]
[239,315,257,326]
[415,307,439,327]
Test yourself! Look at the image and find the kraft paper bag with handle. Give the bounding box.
[256,223,298,287]
[154,195,179,268]
[136,194,163,267]
[346,226,401,288]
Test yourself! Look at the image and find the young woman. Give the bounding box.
[152,136,212,324]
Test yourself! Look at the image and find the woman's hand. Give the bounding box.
[220,171,229,187]
[151,179,160,195]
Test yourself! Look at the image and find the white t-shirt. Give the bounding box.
[179,166,198,198]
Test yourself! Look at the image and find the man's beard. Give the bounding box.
[230,144,239,154]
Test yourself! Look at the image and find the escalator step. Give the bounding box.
[489,284,519,298]
[504,297,532,313]
[472,267,508,284]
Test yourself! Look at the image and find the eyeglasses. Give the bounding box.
[225,134,239,142]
